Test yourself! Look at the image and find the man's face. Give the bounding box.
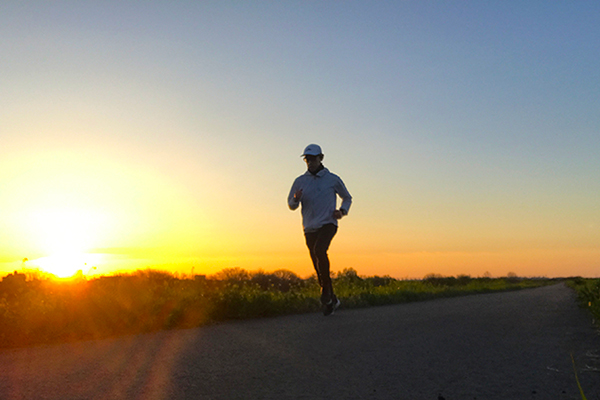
[304,154,322,172]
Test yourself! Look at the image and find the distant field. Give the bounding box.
[0,267,562,349]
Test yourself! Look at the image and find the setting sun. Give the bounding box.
[24,208,105,277]
[33,252,102,278]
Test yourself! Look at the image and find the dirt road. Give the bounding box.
[1,283,598,399]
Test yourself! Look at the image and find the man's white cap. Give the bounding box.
[301,144,322,157]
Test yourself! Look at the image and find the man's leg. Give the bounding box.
[304,224,338,304]
[304,231,322,287]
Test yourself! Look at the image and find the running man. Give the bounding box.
[288,144,352,316]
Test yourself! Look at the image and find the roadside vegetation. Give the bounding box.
[566,277,600,323]
[0,267,555,349]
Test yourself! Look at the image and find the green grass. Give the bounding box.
[565,277,600,323]
[571,353,589,400]
[565,273,600,400]
[0,267,555,349]
[564,278,600,400]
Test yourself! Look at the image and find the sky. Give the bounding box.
[1,1,599,279]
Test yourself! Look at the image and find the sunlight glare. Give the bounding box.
[24,208,107,277]
[32,252,103,278]
[32,209,99,254]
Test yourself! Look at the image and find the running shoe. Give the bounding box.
[323,297,341,316]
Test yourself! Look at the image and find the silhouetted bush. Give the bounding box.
[0,272,28,300]
[423,273,458,287]
[250,269,304,292]
[457,274,472,285]
[505,272,520,284]
[212,267,251,282]
[365,275,395,287]
[335,268,362,284]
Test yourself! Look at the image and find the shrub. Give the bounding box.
[567,278,600,323]
[250,269,304,292]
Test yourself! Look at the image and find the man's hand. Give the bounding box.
[333,209,344,220]
[293,189,303,202]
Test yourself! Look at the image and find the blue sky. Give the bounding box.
[1,2,599,278]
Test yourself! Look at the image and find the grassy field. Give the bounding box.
[0,267,556,349]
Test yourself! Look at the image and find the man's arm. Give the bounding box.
[288,181,302,210]
[335,176,352,216]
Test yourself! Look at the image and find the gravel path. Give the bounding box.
[1,283,598,400]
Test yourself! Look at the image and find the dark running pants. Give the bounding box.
[304,223,338,304]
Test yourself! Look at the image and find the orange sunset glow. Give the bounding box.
[1,2,599,280]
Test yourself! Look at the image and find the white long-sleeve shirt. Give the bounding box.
[288,167,352,233]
